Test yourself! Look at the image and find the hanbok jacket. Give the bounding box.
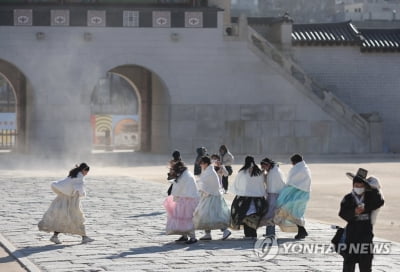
[170,169,199,198]
[265,166,286,194]
[230,170,266,197]
[51,172,86,197]
[286,161,312,192]
[197,165,221,196]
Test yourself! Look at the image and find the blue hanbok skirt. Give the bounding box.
[274,185,310,232]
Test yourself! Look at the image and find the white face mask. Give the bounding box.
[353,187,365,195]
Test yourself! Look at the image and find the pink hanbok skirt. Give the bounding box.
[163,195,198,235]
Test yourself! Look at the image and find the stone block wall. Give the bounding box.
[169,103,367,155]
[292,46,400,152]
[0,11,371,157]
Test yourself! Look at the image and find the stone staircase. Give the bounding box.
[246,25,370,141]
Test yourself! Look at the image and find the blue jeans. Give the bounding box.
[266,225,276,236]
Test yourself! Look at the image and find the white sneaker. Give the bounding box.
[199,233,212,240]
[222,229,231,240]
[81,236,94,244]
[50,236,61,244]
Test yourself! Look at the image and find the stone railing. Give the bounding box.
[247,26,370,140]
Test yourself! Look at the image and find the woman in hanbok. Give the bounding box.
[230,156,267,239]
[163,161,199,244]
[193,156,231,240]
[260,157,286,238]
[38,163,94,244]
[210,154,229,191]
[274,154,311,239]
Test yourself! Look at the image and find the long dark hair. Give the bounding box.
[68,163,90,178]
[170,161,187,182]
[219,144,228,155]
[239,156,262,177]
[260,157,276,168]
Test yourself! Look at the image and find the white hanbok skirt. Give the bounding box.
[38,192,86,236]
[193,193,230,230]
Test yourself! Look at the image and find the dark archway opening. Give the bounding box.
[0,59,28,153]
[90,65,170,153]
[91,73,141,152]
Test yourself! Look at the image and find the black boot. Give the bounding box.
[295,225,308,239]
[175,235,188,243]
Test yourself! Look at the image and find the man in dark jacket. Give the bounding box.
[339,168,384,272]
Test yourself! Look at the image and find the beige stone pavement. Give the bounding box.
[0,154,399,271]
[0,244,27,272]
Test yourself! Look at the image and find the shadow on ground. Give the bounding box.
[6,244,75,258]
[107,239,257,259]
[128,211,165,218]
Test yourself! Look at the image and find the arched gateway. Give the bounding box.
[0,1,380,156]
[0,59,28,153]
[91,65,170,153]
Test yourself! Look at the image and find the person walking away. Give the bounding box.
[38,163,94,244]
[340,168,384,272]
[163,161,199,244]
[230,156,267,239]
[193,156,231,240]
[194,147,207,176]
[219,145,234,193]
[260,157,286,238]
[274,154,311,239]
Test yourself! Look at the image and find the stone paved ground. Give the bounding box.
[1,173,399,272]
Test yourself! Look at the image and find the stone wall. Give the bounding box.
[292,46,400,152]
[0,12,370,157]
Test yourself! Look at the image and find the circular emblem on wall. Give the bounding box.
[91,16,103,25]
[188,18,200,26]
[156,17,168,25]
[55,15,66,24]
[17,16,29,24]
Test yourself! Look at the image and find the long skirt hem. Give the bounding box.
[193,194,230,230]
[38,193,86,236]
[274,186,309,232]
[230,196,268,230]
[164,195,198,235]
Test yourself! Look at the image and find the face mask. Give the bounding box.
[211,160,217,164]
[353,187,365,195]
